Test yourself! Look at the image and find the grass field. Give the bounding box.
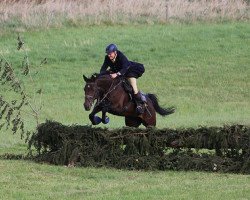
[1,22,250,129]
[1,22,250,199]
[0,160,250,200]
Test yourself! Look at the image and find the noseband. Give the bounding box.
[85,94,94,101]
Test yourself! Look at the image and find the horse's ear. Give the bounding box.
[83,75,88,82]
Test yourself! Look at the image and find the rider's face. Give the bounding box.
[107,51,116,60]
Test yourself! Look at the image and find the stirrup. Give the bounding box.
[134,92,145,114]
[136,105,144,114]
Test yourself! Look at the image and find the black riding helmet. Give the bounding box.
[106,44,118,54]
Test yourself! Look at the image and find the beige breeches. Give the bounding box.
[128,77,138,94]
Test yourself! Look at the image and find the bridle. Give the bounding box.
[85,94,95,101]
[84,82,98,103]
[96,79,123,104]
[88,78,123,108]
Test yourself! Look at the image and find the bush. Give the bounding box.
[28,120,250,173]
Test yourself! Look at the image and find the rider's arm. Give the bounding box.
[117,51,130,76]
[100,56,109,75]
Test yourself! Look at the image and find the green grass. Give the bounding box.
[1,22,249,129]
[0,22,250,199]
[0,160,249,200]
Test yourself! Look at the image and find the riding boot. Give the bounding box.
[134,92,144,114]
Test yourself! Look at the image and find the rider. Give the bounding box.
[100,43,145,114]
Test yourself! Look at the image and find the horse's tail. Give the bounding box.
[147,93,175,116]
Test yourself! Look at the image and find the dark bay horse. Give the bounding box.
[83,74,175,127]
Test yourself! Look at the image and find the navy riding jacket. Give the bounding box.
[100,50,145,78]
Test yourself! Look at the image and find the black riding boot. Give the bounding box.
[134,92,144,114]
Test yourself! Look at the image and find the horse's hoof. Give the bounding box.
[93,116,102,125]
[102,116,110,124]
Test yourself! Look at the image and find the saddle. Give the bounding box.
[122,78,133,98]
[121,78,147,114]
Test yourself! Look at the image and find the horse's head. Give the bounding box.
[83,74,98,111]
[83,73,117,111]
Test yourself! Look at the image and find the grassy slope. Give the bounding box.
[0,22,250,199]
[1,22,249,129]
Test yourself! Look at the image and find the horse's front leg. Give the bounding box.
[89,106,102,125]
[101,109,110,124]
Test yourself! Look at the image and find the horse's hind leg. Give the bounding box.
[142,109,156,127]
[125,116,142,127]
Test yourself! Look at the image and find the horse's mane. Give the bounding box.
[89,73,100,81]
[89,73,113,82]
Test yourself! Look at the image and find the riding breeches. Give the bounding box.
[128,77,138,94]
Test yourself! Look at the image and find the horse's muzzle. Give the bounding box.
[84,103,91,111]
[84,101,92,111]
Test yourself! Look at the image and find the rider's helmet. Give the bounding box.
[105,44,118,54]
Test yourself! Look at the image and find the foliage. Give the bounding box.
[0,35,46,140]
[28,120,250,173]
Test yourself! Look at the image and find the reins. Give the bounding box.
[94,78,123,108]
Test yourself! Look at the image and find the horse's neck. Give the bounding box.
[97,78,128,100]
[97,78,121,91]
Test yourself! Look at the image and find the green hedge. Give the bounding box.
[28,121,250,173]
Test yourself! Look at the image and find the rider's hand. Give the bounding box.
[110,73,118,79]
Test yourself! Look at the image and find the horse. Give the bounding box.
[83,73,175,127]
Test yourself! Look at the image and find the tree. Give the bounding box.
[0,35,46,140]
